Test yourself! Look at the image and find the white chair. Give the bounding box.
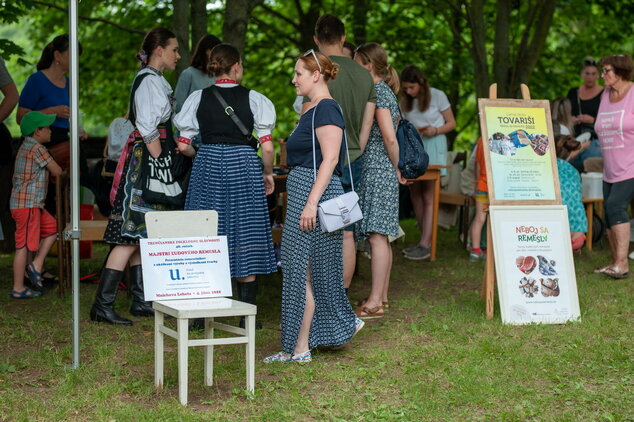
[144,210,256,405]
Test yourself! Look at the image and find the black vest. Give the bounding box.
[197,85,254,145]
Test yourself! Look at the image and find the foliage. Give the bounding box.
[0,221,632,420]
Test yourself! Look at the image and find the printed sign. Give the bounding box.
[489,206,581,324]
[140,236,232,301]
[479,100,560,204]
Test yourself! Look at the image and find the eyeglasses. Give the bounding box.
[303,49,322,74]
[601,67,615,75]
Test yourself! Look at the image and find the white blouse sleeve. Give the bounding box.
[173,90,202,143]
[134,75,171,143]
[249,90,276,142]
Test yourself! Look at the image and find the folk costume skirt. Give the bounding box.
[185,144,276,278]
[280,167,356,353]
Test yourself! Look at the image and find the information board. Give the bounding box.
[140,236,232,301]
[479,99,561,205]
[489,206,581,324]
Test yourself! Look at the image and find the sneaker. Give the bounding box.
[291,350,312,363]
[403,245,431,260]
[402,244,420,255]
[628,250,634,260]
[469,251,485,262]
[353,317,365,336]
[263,351,292,363]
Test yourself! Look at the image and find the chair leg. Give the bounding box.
[177,317,189,405]
[246,314,255,394]
[154,311,164,390]
[204,317,214,386]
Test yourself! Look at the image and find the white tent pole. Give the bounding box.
[68,0,80,369]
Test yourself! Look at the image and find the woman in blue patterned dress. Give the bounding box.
[264,51,363,363]
[174,44,277,325]
[352,43,407,319]
[555,135,588,251]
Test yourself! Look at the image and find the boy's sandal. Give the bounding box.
[25,263,44,291]
[603,266,629,279]
[355,305,384,319]
[10,288,42,299]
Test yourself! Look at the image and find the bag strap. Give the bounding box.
[210,85,252,139]
[311,101,354,191]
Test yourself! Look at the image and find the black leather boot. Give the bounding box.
[129,265,154,317]
[90,268,133,325]
[237,281,261,329]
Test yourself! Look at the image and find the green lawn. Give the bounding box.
[0,220,631,421]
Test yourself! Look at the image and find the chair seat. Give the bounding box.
[153,298,256,319]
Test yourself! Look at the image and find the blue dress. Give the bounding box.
[356,81,400,239]
[557,158,588,232]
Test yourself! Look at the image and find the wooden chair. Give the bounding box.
[145,210,256,406]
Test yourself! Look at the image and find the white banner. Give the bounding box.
[140,236,232,301]
[490,206,581,324]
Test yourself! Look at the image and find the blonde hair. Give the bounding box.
[551,98,574,135]
[354,43,399,94]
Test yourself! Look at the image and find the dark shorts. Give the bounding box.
[603,178,634,228]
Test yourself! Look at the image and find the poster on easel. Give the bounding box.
[479,98,561,205]
[489,206,581,324]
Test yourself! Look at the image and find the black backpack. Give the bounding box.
[396,108,429,179]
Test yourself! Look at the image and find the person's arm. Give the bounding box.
[0,82,18,122]
[261,141,275,195]
[45,158,63,177]
[420,107,456,137]
[375,108,406,184]
[300,124,342,232]
[250,90,277,195]
[134,76,170,158]
[358,101,375,153]
[174,89,203,158]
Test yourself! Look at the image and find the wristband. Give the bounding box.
[177,136,192,145]
[259,134,273,144]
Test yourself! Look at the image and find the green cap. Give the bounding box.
[20,111,56,137]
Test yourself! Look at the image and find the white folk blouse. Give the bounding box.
[133,67,174,144]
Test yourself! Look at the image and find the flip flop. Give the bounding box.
[593,265,613,274]
[603,266,629,279]
[354,305,384,319]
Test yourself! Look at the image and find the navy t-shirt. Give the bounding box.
[19,71,70,129]
[286,99,346,176]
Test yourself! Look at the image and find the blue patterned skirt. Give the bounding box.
[185,144,276,278]
[280,167,356,353]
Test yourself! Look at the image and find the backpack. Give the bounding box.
[396,109,429,179]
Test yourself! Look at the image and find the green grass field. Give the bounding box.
[0,220,631,421]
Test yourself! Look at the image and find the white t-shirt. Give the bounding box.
[403,87,451,128]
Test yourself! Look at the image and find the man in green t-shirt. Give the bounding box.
[303,14,377,292]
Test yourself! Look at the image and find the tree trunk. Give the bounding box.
[172,0,190,75]
[351,0,367,45]
[464,0,489,99]
[191,0,208,50]
[223,0,263,54]
[447,6,463,150]
[493,0,511,97]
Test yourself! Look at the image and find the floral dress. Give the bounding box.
[356,81,400,238]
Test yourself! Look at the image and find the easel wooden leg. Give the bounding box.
[483,219,495,319]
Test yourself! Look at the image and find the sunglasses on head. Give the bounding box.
[584,59,598,67]
[303,49,322,74]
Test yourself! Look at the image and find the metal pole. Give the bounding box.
[68,0,80,369]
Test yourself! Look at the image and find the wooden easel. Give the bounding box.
[480,83,535,319]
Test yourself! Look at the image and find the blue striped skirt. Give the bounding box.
[185,144,276,278]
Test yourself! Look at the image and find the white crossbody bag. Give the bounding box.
[311,103,363,232]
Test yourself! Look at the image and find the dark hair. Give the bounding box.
[600,54,634,81]
[582,56,599,70]
[298,50,338,82]
[138,27,176,63]
[354,43,399,94]
[208,44,241,76]
[555,134,581,160]
[314,14,345,45]
[191,34,221,73]
[343,41,356,58]
[37,34,83,71]
[400,65,431,112]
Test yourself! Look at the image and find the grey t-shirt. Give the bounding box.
[305,56,376,162]
[174,66,215,113]
[0,57,13,88]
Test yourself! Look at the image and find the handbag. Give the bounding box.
[311,102,363,232]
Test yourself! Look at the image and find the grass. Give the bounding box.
[0,219,631,421]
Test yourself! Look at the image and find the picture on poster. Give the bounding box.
[140,236,232,301]
[480,102,560,203]
[489,206,581,324]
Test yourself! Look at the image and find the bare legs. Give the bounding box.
[363,233,391,309]
[409,180,434,248]
[469,201,487,251]
[343,231,356,289]
[13,234,57,293]
[294,265,315,355]
[105,244,140,270]
[606,222,629,272]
